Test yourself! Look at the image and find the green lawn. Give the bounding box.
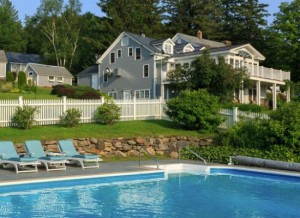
[0,120,207,143]
[0,87,59,99]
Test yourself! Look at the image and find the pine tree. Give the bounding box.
[97,0,164,38]
[0,0,26,52]
[162,0,224,40]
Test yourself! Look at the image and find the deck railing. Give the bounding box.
[245,63,290,81]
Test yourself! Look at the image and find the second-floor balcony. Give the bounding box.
[160,64,290,84]
[245,63,290,82]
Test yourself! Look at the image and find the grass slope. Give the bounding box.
[0,120,206,143]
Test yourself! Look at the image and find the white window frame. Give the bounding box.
[28,71,33,76]
[117,49,122,58]
[128,47,133,56]
[121,36,129,46]
[57,76,64,83]
[108,91,117,99]
[163,42,173,54]
[135,89,150,99]
[110,52,115,64]
[143,64,149,78]
[135,47,141,60]
[48,76,55,82]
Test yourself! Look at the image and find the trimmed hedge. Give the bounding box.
[52,85,101,99]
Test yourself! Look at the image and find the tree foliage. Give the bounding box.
[0,0,26,52]
[167,50,249,103]
[162,0,224,39]
[165,89,223,132]
[98,0,164,38]
[261,0,300,81]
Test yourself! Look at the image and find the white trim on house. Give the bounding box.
[135,47,141,60]
[143,64,149,78]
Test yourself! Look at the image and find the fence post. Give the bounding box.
[62,96,67,113]
[133,96,136,120]
[18,96,23,108]
[233,107,238,123]
[159,97,163,120]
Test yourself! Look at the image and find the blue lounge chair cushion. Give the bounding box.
[6,157,39,162]
[72,154,99,159]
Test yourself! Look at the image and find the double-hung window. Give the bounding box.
[108,91,117,99]
[135,47,141,60]
[110,52,115,64]
[121,36,129,46]
[117,49,122,58]
[128,47,133,56]
[143,64,149,78]
[135,89,150,99]
[48,76,55,82]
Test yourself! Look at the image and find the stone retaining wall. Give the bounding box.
[15,136,213,159]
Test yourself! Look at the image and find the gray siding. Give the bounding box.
[0,63,6,78]
[38,75,72,87]
[78,75,92,86]
[99,37,155,99]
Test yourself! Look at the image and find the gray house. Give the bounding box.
[77,65,98,89]
[0,50,7,80]
[6,52,40,73]
[24,63,73,87]
[86,31,290,108]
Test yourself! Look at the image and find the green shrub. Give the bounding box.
[18,71,27,91]
[11,106,38,129]
[269,101,300,149]
[6,71,15,83]
[181,145,300,164]
[165,89,223,132]
[94,100,120,125]
[59,108,82,127]
[0,82,13,93]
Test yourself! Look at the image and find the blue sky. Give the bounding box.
[11,0,292,25]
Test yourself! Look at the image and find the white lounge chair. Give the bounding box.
[58,140,102,169]
[25,140,69,171]
[0,141,40,174]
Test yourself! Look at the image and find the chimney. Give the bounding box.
[197,30,202,39]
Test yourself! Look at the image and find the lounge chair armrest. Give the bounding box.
[47,152,66,156]
[19,153,29,157]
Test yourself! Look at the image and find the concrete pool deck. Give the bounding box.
[0,159,200,184]
[1,159,300,185]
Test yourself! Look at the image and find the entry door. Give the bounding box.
[123,90,132,100]
[91,74,98,90]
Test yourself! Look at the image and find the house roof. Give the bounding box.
[27,63,73,78]
[173,33,226,48]
[0,50,7,62]
[6,52,40,64]
[77,65,98,77]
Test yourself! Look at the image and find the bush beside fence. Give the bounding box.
[0,96,268,128]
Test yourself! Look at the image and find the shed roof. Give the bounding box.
[28,63,73,78]
[77,65,98,77]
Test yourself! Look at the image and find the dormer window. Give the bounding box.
[162,39,175,54]
[163,43,173,54]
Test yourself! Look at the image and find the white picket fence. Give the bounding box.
[0,96,165,127]
[219,107,269,128]
[0,96,268,128]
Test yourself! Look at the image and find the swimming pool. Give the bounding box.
[0,165,300,217]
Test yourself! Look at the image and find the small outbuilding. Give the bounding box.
[25,63,73,87]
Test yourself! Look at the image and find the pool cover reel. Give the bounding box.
[233,156,300,172]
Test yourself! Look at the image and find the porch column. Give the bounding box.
[272,83,277,110]
[256,81,261,105]
[161,84,165,100]
[240,89,244,103]
[287,86,291,102]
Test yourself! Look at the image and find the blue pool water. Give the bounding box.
[0,170,300,218]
